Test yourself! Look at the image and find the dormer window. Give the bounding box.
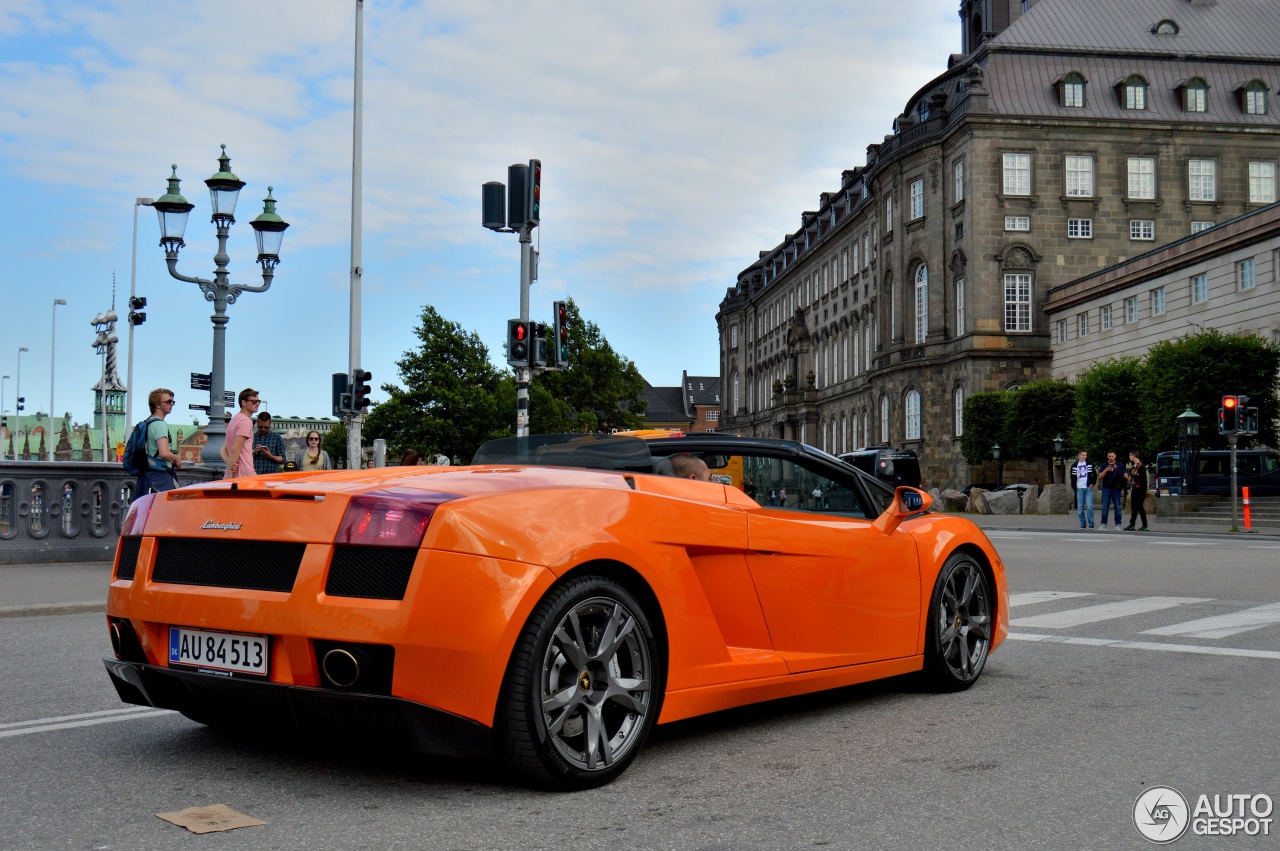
[1119,75,1149,110]
[1057,72,1087,108]
[1154,20,1179,35]
[1240,80,1269,115]
[1180,77,1209,112]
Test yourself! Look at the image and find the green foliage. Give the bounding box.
[1070,358,1146,458]
[364,305,508,463]
[322,422,347,469]
[1140,329,1280,453]
[960,391,1009,465]
[1004,379,1076,465]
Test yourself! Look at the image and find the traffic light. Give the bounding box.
[507,319,530,367]
[551,300,569,368]
[15,396,24,413]
[531,324,548,368]
[1243,406,1260,434]
[1219,395,1239,434]
[128,295,147,327]
[351,369,372,411]
[332,372,351,416]
[526,158,541,227]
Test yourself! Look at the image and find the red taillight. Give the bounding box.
[335,488,458,547]
[121,493,157,537]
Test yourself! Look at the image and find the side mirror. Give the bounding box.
[872,486,933,535]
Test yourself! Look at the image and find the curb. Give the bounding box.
[0,601,106,619]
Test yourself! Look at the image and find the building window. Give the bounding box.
[1004,216,1031,231]
[852,242,860,272]
[954,387,964,437]
[1077,312,1089,337]
[1248,161,1277,204]
[1065,155,1094,196]
[910,179,924,220]
[1191,221,1215,234]
[1183,79,1208,112]
[1067,218,1093,239]
[707,410,721,422]
[1056,318,1068,343]
[1123,75,1148,110]
[914,265,928,344]
[1238,258,1257,290]
[1101,305,1112,330]
[1127,157,1156,199]
[1061,73,1086,108]
[1242,81,1269,115]
[1192,272,1208,304]
[885,195,893,231]
[955,277,965,333]
[852,330,860,375]
[879,395,889,443]
[842,249,849,283]
[1004,273,1032,332]
[1150,286,1166,316]
[1130,219,1155,241]
[1155,19,1179,35]
[954,159,965,202]
[1125,296,1139,323]
[905,391,921,441]
[730,324,738,348]
[1003,152,1031,195]
[1188,159,1216,201]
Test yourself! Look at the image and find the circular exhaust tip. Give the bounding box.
[109,622,124,657]
[322,648,361,688]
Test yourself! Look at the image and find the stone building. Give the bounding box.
[716,0,1280,487]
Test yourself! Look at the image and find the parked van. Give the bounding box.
[1155,449,1280,496]
[838,447,922,488]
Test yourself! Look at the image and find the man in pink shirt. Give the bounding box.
[222,388,260,479]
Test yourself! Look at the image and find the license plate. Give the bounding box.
[169,627,268,676]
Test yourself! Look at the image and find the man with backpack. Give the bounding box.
[129,388,183,493]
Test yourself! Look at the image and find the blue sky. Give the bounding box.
[0,0,957,427]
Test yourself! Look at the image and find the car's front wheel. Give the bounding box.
[922,552,993,690]
[496,575,660,790]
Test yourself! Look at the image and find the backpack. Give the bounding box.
[122,417,159,476]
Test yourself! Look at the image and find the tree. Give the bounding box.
[522,298,646,433]
[960,391,1010,465]
[1140,329,1280,453]
[364,305,508,463]
[1071,358,1147,458]
[323,422,348,469]
[1003,379,1076,475]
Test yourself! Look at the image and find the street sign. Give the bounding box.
[188,404,210,412]
[224,391,236,407]
[191,372,212,391]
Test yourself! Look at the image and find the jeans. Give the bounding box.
[1128,489,1148,528]
[1101,488,1123,526]
[139,468,178,494]
[1077,487,1094,527]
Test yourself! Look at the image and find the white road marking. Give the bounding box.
[1007,632,1280,661]
[1007,591,1094,608]
[1151,541,1212,546]
[0,707,174,738]
[1009,596,1213,629]
[1141,602,1280,639]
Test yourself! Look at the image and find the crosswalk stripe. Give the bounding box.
[1006,632,1280,661]
[1141,602,1280,639]
[1008,591,1093,608]
[1009,596,1212,629]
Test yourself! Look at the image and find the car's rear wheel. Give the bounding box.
[497,575,660,790]
[922,552,992,690]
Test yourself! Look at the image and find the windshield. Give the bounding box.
[472,434,655,473]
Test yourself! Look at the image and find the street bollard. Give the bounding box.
[1243,486,1252,532]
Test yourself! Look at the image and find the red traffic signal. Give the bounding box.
[507,319,530,367]
[526,159,541,227]
[1219,395,1239,433]
[1223,395,1238,410]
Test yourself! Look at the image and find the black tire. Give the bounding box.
[496,575,661,790]
[922,551,993,691]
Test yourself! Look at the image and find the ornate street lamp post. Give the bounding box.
[1176,407,1202,496]
[1053,434,1064,485]
[992,442,1003,490]
[152,146,288,465]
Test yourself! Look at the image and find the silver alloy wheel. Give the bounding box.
[540,596,653,772]
[935,558,992,681]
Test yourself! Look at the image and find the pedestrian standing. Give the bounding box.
[221,388,260,479]
[1098,450,1126,530]
[1125,451,1149,531]
[1072,450,1096,530]
[139,388,183,493]
[779,486,788,507]
[298,430,332,471]
[252,412,286,475]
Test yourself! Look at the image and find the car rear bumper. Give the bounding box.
[103,658,492,760]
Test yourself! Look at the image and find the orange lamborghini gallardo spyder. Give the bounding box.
[104,433,1007,790]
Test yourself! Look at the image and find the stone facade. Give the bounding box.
[716,0,1280,489]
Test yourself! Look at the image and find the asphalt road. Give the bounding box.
[2,530,1277,850]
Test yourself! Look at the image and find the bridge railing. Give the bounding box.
[0,461,220,564]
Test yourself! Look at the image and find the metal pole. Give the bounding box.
[15,347,26,461]
[100,349,108,462]
[346,0,365,469]
[127,197,154,428]
[1229,434,1239,531]
[49,299,66,461]
[516,230,533,437]
[1,375,8,460]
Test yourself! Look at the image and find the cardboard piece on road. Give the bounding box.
[155,804,266,834]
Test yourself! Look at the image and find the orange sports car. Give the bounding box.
[104,433,1008,790]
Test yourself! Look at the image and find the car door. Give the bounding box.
[731,453,921,673]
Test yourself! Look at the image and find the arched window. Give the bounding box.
[914,264,929,344]
[1059,72,1086,108]
[905,390,922,441]
[879,395,889,443]
[852,330,860,375]
[732,373,740,413]
[954,387,965,436]
[955,277,966,334]
[1154,19,1179,35]
[1120,75,1149,110]
[841,414,848,453]
[1241,80,1270,115]
[1182,77,1208,112]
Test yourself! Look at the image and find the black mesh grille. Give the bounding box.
[116,536,142,580]
[153,539,305,592]
[325,546,418,600]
